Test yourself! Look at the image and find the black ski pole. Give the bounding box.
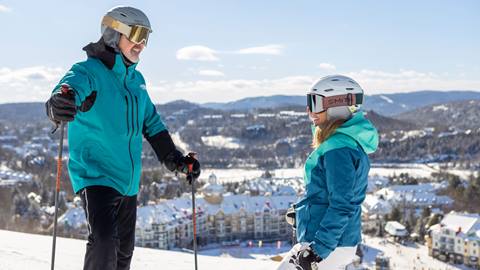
[50,84,69,270]
[187,152,198,270]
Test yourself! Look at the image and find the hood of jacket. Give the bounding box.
[333,112,378,154]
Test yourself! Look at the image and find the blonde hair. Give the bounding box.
[311,119,346,148]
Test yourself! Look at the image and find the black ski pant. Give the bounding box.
[80,185,137,270]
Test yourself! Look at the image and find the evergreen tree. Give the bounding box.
[388,206,402,222]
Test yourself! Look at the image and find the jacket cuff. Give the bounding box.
[145,130,176,163]
[310,241,331,261]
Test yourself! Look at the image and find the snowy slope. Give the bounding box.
[0,230,278,270]
[1,230,473,270]
[396,99,480,129]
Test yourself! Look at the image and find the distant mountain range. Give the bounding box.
[1,90,479,124]
[364,110,418,132]
[1,92,479,165]
[396,99,480,130]
[363,91,480,116]
[200,90,480,116]
[203,95,305,111]
[0,102,49,124]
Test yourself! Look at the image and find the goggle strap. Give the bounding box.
[322,93,363,110]
[355,93,363,104]
[102,16,132,37]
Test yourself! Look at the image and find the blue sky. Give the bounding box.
[0,0,478,104]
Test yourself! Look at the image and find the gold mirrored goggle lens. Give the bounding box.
[102,16,152,46]
[129,25,151,45]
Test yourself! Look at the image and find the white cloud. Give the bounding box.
[146,69,480,104]
[198,69,225,77]
[176,44,285,61]
[318,63,336,71]
[2,67,480,104]
[0,66,64,103]
[235,44,284,55]
[0,5,11,12]
[176,46,219,61]
[342,69,479,94]
[147,76,314,103]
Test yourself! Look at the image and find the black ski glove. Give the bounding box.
[178,153,201,184]
[146,130,201,183]
[45,86,76,123]
[164,150,201,183]
[294,246,322,270]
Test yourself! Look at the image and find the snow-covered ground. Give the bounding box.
[201,135,243,149]
[432,104,449,112]
[199,242,291,261]
[0,230,278,270]
[171,132,189,152]
[370,163,475,181]
[1,230,475,270]
[361,236,473,270]
[380,95,394,104]
[370,163,438,178]
[199,163,474,184]
[199,168,303,183]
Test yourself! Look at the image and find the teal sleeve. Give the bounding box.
[311,148,357,259]
[52,63,95,107]
[142,93,167,138]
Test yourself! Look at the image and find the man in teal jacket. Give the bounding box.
[45,6,200,270]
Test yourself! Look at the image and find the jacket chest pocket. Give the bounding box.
[124,94,143,137]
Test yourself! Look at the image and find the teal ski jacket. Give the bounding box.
[295,112,379,259]
[52,42,167,196]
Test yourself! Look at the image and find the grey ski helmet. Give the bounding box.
[101,6,152,50]
[307,75,364,120]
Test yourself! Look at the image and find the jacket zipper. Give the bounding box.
[135,96,139,136]
[124,70,135,195]
[125,96,130,136]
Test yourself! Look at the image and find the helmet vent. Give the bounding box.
[346,88,354,90]
[120,13,127,17]
[331,79,339,81]
[324,88,334,92]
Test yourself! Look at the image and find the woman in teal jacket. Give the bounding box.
[45,6,200,270]
[282,75,378,270]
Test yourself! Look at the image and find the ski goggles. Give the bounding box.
[102,15,152,46]
[307,93,363,113]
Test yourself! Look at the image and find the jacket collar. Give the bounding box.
[83,38,138,80]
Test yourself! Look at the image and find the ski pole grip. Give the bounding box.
[60,84,70,94]
[187,152,197,173]
[188,164,193,173]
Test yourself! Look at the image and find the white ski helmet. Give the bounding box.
[307,75,364,120]
[100,6,152,50]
